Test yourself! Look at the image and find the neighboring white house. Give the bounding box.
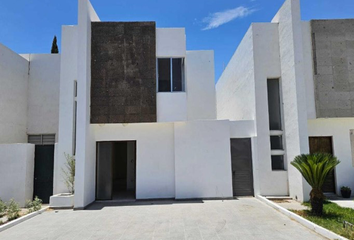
[0,0,353,209]
[217,0,354,201]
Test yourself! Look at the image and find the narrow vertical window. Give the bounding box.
[158,58,171,92]
[73,80,77,156]
[157,58,185,92]
[267,79,285,170]
[172,58,182,91]
[267,79,282,130]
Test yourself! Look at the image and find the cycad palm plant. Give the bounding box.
[291,153,340,216]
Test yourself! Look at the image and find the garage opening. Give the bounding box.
[96,141,136,200]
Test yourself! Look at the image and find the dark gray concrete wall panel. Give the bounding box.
[91,22,156,123]
[311,19,354,118]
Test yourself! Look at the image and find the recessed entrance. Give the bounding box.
[96,141,136,200]
[309,137,336,193]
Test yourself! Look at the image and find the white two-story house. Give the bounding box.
[0,0,353,209]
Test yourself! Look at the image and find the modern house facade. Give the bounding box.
[57,0,255,209]
[217,0,354,201]
[0,0,353,209]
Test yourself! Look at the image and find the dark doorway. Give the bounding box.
[33,145,54,203]
[309,137,336,193]
[96,141,136,200]
[230,138,254,196]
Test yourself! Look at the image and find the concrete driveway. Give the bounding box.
[0,198,325,240]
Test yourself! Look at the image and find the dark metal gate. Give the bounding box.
[29,134,55,203]
[33,145,54,203]
[230,138,254,196]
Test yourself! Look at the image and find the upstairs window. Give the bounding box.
[157,58,185,92]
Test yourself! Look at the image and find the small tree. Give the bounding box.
[51,36,59,54]
[62,153,75,194]
[291,153,340,216]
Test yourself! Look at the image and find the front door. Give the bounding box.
[309,137,335,193]
[33,145,55,203]
[230,138,254,196]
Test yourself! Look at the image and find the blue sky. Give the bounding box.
[0,0,353,81]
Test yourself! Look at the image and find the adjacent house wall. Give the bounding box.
[55,25,78,194]
[0,144,34,207]
[93,123,175,199]
[174,120,233,199]
[186,50,216,121]
[311,19,354,118]
[0,44,29,144]
[216,27,256,121]
[308,118,354,196]
[26,54,61,137]
[272,0,310,201]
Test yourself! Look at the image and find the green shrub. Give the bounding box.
[25,196,42,213]
[7,199,20,220]
[62,153,75,194]
[0,199,7,217]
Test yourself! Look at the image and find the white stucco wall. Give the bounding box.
[25,54,61,137]
[186,50,216,121]
[75,0,100,209]
[156,28,186,57]
[174,120,233,199]
[0,144,34,207]
[0,44,29,144]
[251,23,289,196]
[216,27,256,121]
[93,123,175,199]
[308,119,354,196]
[55,26,78,194]
[301,21,316,120]
[272,0,311,202]
[157,92,187,122]
[229,120,256,138]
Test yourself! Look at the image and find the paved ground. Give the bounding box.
[327,195,354,210]
[0,198,325,240]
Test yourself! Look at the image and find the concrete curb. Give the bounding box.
[0,206,49,233]
[256,195,347,240]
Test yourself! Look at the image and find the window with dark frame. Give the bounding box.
[157,58,184,92]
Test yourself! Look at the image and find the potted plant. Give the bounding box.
[340,186,352,198]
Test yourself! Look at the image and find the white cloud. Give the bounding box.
[202,6,256,30]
